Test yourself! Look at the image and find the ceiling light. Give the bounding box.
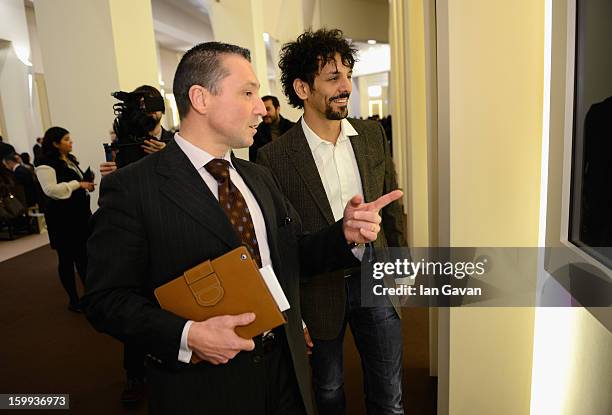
[367,39,377,45]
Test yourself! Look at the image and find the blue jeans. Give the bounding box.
[310,274,404,415]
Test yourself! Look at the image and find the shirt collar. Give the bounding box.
[174,133,233,171]
[301,117,358,152]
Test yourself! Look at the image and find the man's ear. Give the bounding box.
[293,78,310,101]
[188,85,210,115]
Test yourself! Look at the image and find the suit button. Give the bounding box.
[252,355,262,364]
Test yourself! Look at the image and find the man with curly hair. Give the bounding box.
[258,29,406,415]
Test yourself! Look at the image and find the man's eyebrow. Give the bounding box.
[244,81,260,89]
[323,68,352,76]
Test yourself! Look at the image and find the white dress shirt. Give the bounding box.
[301,117,364,221]
[301,118,365,264]
[174,133,272,363]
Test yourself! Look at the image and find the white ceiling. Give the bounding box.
[160,0,211,22]
[152,0,214,52]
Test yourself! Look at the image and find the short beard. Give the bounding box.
[263,114,279,125]
[325,93,350,120]
[325,104,348,120]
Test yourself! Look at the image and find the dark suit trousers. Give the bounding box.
[123,342,146,380]
[146,327,306,415]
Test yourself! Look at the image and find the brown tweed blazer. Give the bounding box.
[257,118,407,339]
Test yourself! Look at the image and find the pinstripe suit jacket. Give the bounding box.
[83,140,358,415]
[258,118,407,339]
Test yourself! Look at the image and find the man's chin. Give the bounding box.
[238,136,254,149]
[325,108,348,120]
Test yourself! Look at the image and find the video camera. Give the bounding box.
[106,90,165,167]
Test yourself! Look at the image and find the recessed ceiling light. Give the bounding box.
[367,39,377,45]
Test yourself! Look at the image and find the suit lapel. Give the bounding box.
[348,120,375,203]
[232,155,279,244]
[286,124,336,224]
[156,141,239,249]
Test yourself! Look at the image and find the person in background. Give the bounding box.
[35,127,95,312]
[0,135,16,160]
[249,95,295,161]
[33,137,43,163]
[20,152,36,174]
[100,85,173,177]
[2,153,38,208]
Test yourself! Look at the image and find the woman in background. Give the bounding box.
[36,127,94,312]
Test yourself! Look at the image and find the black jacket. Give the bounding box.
[13,165,38,207]
[36,156,91,250]
[83,140,357,415]
[249,116,294,162]
[0,142,16,159]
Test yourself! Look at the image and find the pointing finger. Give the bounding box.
[368,189,403,211]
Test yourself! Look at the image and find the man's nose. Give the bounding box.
[255,98,266,116]
[339,75,352,93]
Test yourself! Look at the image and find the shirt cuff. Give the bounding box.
[68,180,80,191]
[178,320,194,363]
[351,244,365,262]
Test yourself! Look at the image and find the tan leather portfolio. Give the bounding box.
[154,246,286,340]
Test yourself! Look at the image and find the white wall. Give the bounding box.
[25,6,43,75]
[0,0,31,64]
[0,0,36,153]
[24,5,44,141]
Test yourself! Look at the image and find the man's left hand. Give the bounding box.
[142,139,166,154]
[342,189,403,244]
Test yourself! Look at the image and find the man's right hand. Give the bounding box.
[187,313,256,365]
[100,161,117,177]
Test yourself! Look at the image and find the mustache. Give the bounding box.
[329,93,350,102]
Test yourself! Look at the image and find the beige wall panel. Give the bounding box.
[441,1,545,414]
[319,0,388,43]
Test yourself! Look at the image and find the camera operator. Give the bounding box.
[100,85,173,177]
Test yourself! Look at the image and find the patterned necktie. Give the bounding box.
[204,159,262,268]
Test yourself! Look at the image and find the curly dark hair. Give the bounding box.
[278,28,358,109]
